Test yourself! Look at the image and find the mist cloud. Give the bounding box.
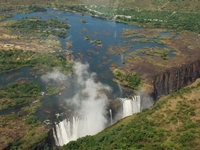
[45,62,112,145]
[41,71,67,83]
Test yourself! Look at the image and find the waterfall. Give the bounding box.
[53,110,107,146]
[119,95,141,118]
[109,109,113,125]
[53,117,83,146]
[53,95,141,146]
[53,126,59,146]
[117,83,123,97]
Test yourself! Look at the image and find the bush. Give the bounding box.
[25,115,37,124]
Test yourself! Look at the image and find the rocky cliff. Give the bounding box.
[153,59,200,99]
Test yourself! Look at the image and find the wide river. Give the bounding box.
[1,8,168,122]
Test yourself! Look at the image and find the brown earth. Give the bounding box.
[122,30,200,99]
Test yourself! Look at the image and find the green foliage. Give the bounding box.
[0,13,13,21]
[46,86,60,96]
[55,4,88,13]
[11,140,24,150]
[0,50,73,74]
[0,81,43,110]
[113,70,140,89]
[90,39,102,44]
[28,5,46,12]
[116,8,200,32]
[5,19,70,38]
[44,143,50,150]
[180,131,196,144]
[25,115,38,124]
[128,72,141,88]
[61,81,200,150]
[78,19,88,23]
[63,4,200,32]
[170,86,196,99]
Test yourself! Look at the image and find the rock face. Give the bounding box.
[153,59,200,99]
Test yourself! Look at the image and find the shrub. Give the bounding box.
[25,115,37,124]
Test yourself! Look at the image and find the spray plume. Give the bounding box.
[41,62,154,146]
[48,62,112,145]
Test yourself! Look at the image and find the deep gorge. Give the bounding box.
[153,58,200,99]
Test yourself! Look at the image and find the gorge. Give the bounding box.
[153,59,200,99]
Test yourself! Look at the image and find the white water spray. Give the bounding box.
[117,83,123,97]
[52,62,110,146]
[44,63,151,146]
[119,95,141,118]
[109,109,113,125]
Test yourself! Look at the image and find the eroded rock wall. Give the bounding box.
[153,59,200,99]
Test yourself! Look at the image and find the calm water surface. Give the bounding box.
[1,8,169,121]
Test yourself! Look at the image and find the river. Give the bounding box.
[1,8,168,122]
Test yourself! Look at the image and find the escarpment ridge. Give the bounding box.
[153,59,200,99]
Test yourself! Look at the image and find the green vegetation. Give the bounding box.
[123,9,200,32]
[112,68,140,89]
[78,19,88,23]
[23,16,42,20]
[84,36,90,40]
[25,115,39,125]
[3,19,70,38]
[124,54,138,62]
[0,109,51,150]
[108,45,131,55]
[0,81,43,110]
[83,5,200,32]
[132,38,152,43]
[46,86,61,96]
[53,3,200,33]
[90,39,101,45]
[54,4,88,13]
[0,13,13,21]
[139,47,171,60]
[0,50,73,74]
[7,19,69,29]
[61,80,200,150]
[27,5,46,13]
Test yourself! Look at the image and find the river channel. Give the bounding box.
[1,8,171,122]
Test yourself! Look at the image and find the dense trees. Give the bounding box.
[0,81,42,110]
[5,19,70,38]
[0,50,73,74]
[113,69,141,89]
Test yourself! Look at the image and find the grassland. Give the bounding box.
[3,19,70,38]
[61,79,200,150]
[0,81,43,110]
[0,12,70,52]
[0,50,73,74]
[0,111,51,150]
